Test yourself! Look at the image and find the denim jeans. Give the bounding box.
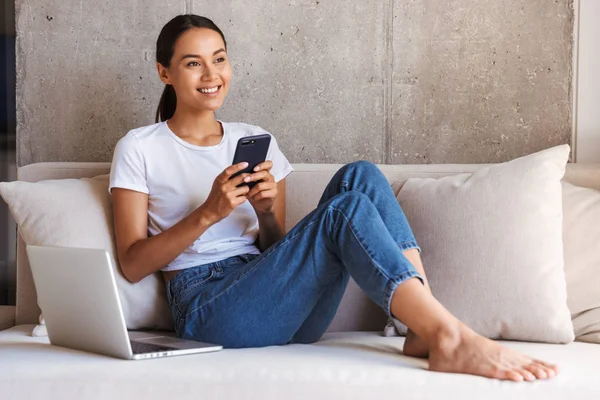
[166,161,423,348]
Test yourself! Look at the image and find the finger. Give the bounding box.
[253,160,273,172]
[232,194,249,207]
[226,191,250,210]
[249,188,277,202]
[243,170,273,184]
[231,185,250,198]
[220,162,249,182]
[227,173,251,189]
[247,181,276,198]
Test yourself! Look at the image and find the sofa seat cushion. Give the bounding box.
[1,325,599,400]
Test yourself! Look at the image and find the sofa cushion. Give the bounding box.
[562,181,600,344]
[387,180,600,344]
[1,324,599,400]
[392,145,573,343]
[0,175,172,331]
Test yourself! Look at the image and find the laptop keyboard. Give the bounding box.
[130,341,175,355]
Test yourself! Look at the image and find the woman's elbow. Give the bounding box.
[118,257,143,284]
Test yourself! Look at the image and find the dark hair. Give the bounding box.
[155,15,227,122]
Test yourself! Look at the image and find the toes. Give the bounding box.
[533,359,559,376]
[504,370,525,382]
[541,366,556,379]
[515,369,537,382]
[524,364,547,380]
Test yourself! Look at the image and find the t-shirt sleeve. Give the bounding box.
[264,131,294,183]
[108,133,149,195]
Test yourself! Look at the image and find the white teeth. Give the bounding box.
[199,86,219,93]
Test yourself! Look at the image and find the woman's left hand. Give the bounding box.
[244,161,277,215]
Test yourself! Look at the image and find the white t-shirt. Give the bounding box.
[109,120,294,271]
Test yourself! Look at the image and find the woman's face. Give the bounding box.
[158,27,232,113]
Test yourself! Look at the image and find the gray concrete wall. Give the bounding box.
[15,0,574,166]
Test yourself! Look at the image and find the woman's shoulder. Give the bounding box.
[112,122,168,160]
[115,122,166,148]
[222,121,273,138]
[123,122,165,140]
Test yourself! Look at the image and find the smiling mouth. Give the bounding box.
[197,85,222,94]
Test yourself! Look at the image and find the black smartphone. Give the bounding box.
[230,134,272,189]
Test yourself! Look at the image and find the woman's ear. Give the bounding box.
[156,63,172,85]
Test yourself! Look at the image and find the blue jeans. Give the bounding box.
[166,161,423,348]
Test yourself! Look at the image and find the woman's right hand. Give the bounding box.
[200,162,251,225]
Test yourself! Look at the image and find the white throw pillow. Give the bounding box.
[0,175,173,331]
[390,145,574,343]
[562,181,600,344]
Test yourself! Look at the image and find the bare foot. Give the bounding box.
[403,329,429,358]
[428,325,559,382]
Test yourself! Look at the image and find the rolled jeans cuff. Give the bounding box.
[398,240,421,253]
[383,269,425,318]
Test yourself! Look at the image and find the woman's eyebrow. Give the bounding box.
[180,48,226,61]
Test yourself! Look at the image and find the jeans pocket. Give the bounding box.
[178,268,217,301]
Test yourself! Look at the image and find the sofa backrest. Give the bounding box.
[14,162,600,332]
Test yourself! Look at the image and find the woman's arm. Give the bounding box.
[255,179,287,251]
[112,162,252,283]
[112,188,215,283]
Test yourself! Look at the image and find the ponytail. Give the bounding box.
[155,84,177,122]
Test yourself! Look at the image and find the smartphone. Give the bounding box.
[230,134,272,189]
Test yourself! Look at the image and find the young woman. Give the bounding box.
[109,14,558,382]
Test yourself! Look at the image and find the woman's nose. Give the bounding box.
[202,64,218,80]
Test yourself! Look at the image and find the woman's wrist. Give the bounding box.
[194,205,218,228]
[256,209,276,219]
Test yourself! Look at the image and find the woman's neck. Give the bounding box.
[166,107,223,145]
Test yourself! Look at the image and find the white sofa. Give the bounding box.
[1,161,600,399]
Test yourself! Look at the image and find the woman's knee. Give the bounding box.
[329,191,372,209]
[344,160,379,174]
[339,160,386,184]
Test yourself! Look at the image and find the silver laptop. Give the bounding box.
[26,244,223,360]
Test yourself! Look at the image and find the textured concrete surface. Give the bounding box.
[199,0,387,163]
[15,0,185,165]
[391,0,574,164]
[15,0,573,166]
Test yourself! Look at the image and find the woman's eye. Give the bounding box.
[187,61,200,67]
[215,57,225,63]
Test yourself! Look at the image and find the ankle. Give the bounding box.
[429,322,472,353]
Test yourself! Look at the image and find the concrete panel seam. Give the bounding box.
[14,0,26,167]
[571,0,580,162]
[383,0,394,164]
